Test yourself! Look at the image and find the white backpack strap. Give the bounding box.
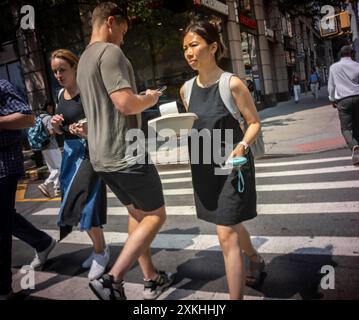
[219,72,265,159]
[57,88,64,101]
[55,88,65,113]
[183,76,196,107]
[218,72,242,122]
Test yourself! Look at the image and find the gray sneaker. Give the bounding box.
[352,145,359,166]
[30,238,57,269]
[89,274,126,300]
[38,183,51,198]
[143,270,174,300]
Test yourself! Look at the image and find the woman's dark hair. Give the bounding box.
[184,19,226,61]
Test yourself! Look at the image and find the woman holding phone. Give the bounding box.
[180,20,265,299]
[50,49,109,281]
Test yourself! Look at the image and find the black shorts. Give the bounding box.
[98,163,164,212]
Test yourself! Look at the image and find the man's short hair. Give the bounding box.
[91,2,128,26]
[340,45,354,57]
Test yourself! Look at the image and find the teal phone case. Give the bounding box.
[228,157,248,167]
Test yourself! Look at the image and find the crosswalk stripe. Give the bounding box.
[256,166,358,178]
[161,178,359,190]
[255,156,351,168]
[33,206,195,216]
[20,230,359,257]
[158,165,357,179]
[257,180,359,191]
[256,202,359,214]
[161,179,359,188]
[109,181,359,197]
[159,169,191,176]
[161,177,192,183]
[155,157,352,175]
[32,202,359,216]
[106,189,194,197]
[19,176,359,202]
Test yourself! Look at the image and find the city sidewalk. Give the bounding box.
[151,86,347,165]
[260,86,346,157]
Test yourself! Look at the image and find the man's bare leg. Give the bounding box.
[108,205,166,282]
[127,205,158,280]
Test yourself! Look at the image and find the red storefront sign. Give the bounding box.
[239,14,257,29]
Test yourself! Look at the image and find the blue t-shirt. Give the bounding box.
[0,79,32,178]
[309,73,319,83]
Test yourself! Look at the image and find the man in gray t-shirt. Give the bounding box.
[77,41,141,171]
[76,2,172,301]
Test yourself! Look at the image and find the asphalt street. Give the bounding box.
[11,147,359,300]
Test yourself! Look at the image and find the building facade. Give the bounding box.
[0,0,335,111]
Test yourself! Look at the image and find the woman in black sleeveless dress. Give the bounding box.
[180,20,265,299]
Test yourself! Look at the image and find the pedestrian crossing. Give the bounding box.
[39,229,359,257]
[33,202,359,216]
[13,149,359,299]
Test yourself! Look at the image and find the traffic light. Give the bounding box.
[339,11,350,29]
[320,10,351,39]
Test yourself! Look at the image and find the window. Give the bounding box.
[241,32,262,101]
[238,0,254,18]
[282,14,293,37]
[0,61,27,101]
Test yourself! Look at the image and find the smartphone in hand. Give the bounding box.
[78,118,87,125]
[157,85,167,93]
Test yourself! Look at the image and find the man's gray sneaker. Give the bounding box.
[30,238,57,269]
[143,270,174,300]
[352,145,359,165]
[89,274,126,300]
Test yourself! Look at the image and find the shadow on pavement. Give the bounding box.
[250,245,338,300]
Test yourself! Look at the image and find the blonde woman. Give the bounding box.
[50,49,109,281]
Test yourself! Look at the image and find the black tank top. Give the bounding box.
[56,91,85,140]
